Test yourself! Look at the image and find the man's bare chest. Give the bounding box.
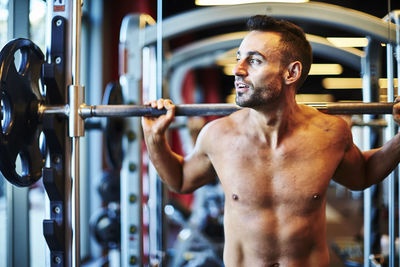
[209,132,345,209]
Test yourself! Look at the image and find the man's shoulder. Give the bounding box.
[198,110,247,141]
[201,114,238,135]
[299,104,351,133]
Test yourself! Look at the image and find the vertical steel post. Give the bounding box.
[85,0,104,261]
[362,39,382,267]
[119,14,153,267]
[390,11,400,266]
[385,11,400,267]
[155,0,166,265]
[70,0,85,266]
[385,42,396,267]
[6,1,30,266]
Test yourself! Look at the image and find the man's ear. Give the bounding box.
[284,61,302,85]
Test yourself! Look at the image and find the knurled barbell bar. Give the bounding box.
[0,38,397,187]
[38,101,396,118]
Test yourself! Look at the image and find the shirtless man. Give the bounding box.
[142,15,400,267]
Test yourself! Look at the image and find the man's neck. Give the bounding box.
[248,92,300,148]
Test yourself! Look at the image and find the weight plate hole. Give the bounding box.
[16,152,29,178]
[0,92,12,135]
[39,131,46,158]
[15,153,23,177]
[13,49,25,75]
[38,77,45,97]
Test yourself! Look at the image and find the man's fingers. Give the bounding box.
[392,98,400,125]
[142,99,176,133]
[164,99,174,111]
[157,98,166,109]
[165,100,176,119]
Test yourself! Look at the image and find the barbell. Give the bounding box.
[39,101,395,118]
[0,38,397,187]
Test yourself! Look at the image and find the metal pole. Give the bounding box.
[71,137,80,267]
[362,39,383,267]
[6,1,30,267]
[386,43,395,267]
[155,0,165,265]
[70,0,85,266]
[38,102,396,118]
[72,0,81,86]
[391,11,400,267]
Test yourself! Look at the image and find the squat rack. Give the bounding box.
[119,2,399,267]
[1,1,399,267]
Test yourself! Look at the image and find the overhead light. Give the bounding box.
[322,78,398,89]
[222,63,343,76]
[326,37,368,48]
[379,78,398,88]
[296,94,335,103]
[196,0,308,6]
[309,64,343,75]
[322,78,362,89]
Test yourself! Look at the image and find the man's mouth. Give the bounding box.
[235,81,250,92]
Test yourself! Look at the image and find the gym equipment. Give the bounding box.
[0,39,398,188]
[41,102,398,117]
[102,82,125,170]
[98,170,120,203]
[89,205,120,249]
[166,183,225,267]
[0,38,45,187]
[1,1,399,266]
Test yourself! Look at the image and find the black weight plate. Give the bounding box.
[0,38,45,187]
[89,206,120,248]
[102,82,124,170]
[98,169,120,203]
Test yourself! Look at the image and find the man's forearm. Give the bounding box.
[145,135,185,192]
[364,133,400,187]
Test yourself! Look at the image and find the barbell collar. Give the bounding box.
[69,85,85,137]
[38,104,69,117]
[39,102,396,118]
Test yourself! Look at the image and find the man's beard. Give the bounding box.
[235,85,281,108]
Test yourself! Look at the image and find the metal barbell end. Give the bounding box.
[38,102,396,118]
[312,102,394,115]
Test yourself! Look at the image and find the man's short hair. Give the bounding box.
[247,15,312,88]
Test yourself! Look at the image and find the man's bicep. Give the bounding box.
[332,123,367,190]
[332,143,366,190]
[181,151,216,193]
[180,123,218,193]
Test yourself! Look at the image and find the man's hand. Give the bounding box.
[393,96,400,125]
[141,99,176,138]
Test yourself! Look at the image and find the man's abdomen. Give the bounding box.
[222,206,330,267]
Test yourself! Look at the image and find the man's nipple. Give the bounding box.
[313,194,321,200]
[232,193,239,201]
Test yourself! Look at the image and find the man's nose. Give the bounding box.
[232,60,247,76]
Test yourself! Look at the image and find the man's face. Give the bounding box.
[233,31,285,108]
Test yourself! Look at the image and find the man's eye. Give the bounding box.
[249,58,261,64]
